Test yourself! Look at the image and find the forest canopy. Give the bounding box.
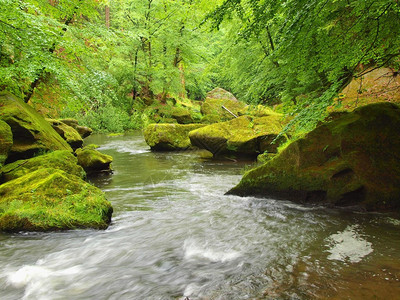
[1,0,399,131]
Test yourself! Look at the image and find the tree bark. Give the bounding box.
[105,5,110,28]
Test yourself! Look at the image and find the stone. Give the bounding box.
[228,103,400,212]
[189,115,285,157]
[1,150,86,183]
[58,118,79,127]
[46,118,83,150]
[206,88,237,101]
[0,92,72,162]
[0,168,112,232]
[59,118,93,139]
[75,146,113,174]
[0,120,13,167]
[170,107,194,124]
[340,68,400,107]
[75,125,93,139]
[200,98,247,122]
[143,123,206,151]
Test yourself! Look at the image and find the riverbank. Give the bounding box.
[2,132,398,299]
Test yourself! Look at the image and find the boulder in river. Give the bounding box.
[189,115,285,158]
[0,120,13,167]
[228,103,400,212]
[1,150,86,183]
[46,118,84,150]
[206,87,237,101]
[170,107,194,124]
[143,123,206,151]
[201,88,246,123]
[0,92,72,162]
[59,118,93,139]
[76,145,113,174]
[0,168,112,232]
[200,98,247,123]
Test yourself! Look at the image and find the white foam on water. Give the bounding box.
[325,225,373,263]
[183,239,241,263]
[98,141,149,155]
[6,264,83,299]
[385,217,400,226]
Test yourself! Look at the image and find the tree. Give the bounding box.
[206,0,400,128]
[0,0,107,103]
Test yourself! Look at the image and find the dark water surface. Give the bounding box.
[1,132,399,299]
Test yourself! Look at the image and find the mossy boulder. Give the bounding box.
[1,150,85,183]
[148,103,195,124]
[144,123,206,151]
[189,115,285,157]
[76,146,113,174]
[200,114,222,124]
[170,107,194,124]
[59,118,93,139]
[0,93,72,162]
[46,119,83,150]
[200,98,247,122]
[228,103,400,212]
[0,120,13,167]
[206,88,237,101]
[243,105,283,118]
[0,168,112,232]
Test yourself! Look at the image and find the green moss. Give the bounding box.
[243,105,283,118]
[143,123,206,151]
[1,150,86,182]
[0,92,72,161]
[145,102,198,125]
[189,115,285,157]
[75,146,113,173]
[228,103,400,212]
[58,118,79,127]
[200,114,221,124]
[46,118,83,150]
[206,88,237,101]
[170,107,194,124]
[200,98,247,121]
[0,120,13,167]
[257,152,276,164]
[0,168,113,232]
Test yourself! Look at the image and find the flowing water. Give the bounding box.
[0,132,399,299]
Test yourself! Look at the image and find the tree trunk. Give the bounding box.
[105,5,110,28]
[179,63,186,98]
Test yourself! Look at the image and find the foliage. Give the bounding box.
[2,0,399,133]
[206,0,400,129]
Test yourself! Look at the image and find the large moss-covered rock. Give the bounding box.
[76,146,113,174]
[340,68,400,109]
[206,88,237,101]
[59,118,93,139]
[189,115,285,157]
[200,98,247,122]
[144,123,206,151]
[0,93,72,162]
[0,120,13,167]
[0,168,113,232]
[1,150,85,183]
[46,119,83,150]
[228,103,400,212]
[170,107,194,124]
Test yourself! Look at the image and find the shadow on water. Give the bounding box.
[0,132,399,299]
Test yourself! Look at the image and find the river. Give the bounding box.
[0,132,399,299]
